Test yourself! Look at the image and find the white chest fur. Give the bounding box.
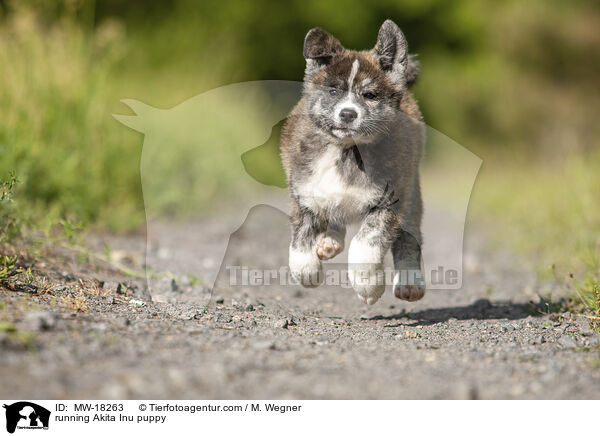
[296,146,380,218]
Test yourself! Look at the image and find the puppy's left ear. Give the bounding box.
[374,20,409,88]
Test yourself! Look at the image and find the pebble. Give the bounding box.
[275,318,296,329]
[214,313,232,324]
[215,297,225,304]
[557,336,577,349]
[531,335,546,345]
[176,309,201,321]
[253,341,276,350]
[61,271,75,281]
[20,311,57,331]
[580,328,596,337]
[120,318,131,328]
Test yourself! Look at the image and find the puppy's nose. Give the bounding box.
[339,108,357,123]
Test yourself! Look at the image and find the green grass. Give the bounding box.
[0,7,236,232]
[0,7,286,233]
[0,10,145,231]
[0,255,22,280]
[0,322,37,350]
[471,153,600,325]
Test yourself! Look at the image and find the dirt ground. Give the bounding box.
[1,203,600,399]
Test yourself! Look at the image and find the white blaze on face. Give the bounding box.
[334,58,362,129]
[347,58,359,89]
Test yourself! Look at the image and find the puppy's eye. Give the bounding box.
[329,89,340,96]
[363,92,378,100]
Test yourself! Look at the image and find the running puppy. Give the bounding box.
[281,20,425,305]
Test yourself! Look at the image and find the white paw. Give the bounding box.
[316,234,343,260]
[289,246,323,288]
[393,270,426,301]
[348,238,385,305]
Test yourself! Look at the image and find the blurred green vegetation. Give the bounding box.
[470,152,600,301]
[0,0,599,302]
[0,0,598,224]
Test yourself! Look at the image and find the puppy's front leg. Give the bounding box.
[348,208,397,305]
[289,202,327,287]
[392,229,425,301]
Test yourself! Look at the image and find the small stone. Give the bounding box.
[177,309,200,321]
[291,311,306,321]
[531,335,546,345]
[274,318,296,329]
[557,336,577,349]
[120,318,131,327]
[21,311,57,331]
[61,271,75,281]
[253,341,276,350]
[275,319,289,329]
[580,328,596,337]
[245,304,254,312]
[214,313,232,324]
[215,297,225,304]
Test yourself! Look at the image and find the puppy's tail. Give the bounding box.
[406,54,420,88]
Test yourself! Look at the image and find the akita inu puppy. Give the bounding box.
[281,20,425,305]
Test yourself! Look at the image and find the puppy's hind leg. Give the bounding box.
[316,222,346,260]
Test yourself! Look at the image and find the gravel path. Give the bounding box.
[1,202,600,399]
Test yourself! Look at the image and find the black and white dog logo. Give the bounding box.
[3,402,50,434]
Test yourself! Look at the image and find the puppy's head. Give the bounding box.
[302,20,418,142]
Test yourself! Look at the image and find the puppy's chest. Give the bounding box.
[295,146,380,217]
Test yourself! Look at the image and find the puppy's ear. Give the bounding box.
[374,20,409,88]
[303,28,343,75]
[405,54,420,88]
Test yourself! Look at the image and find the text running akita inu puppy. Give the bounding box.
[281,20,425,305]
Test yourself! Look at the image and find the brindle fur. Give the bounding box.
[281,20,425,304]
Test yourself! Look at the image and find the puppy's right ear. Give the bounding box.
[303,28,343,75]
